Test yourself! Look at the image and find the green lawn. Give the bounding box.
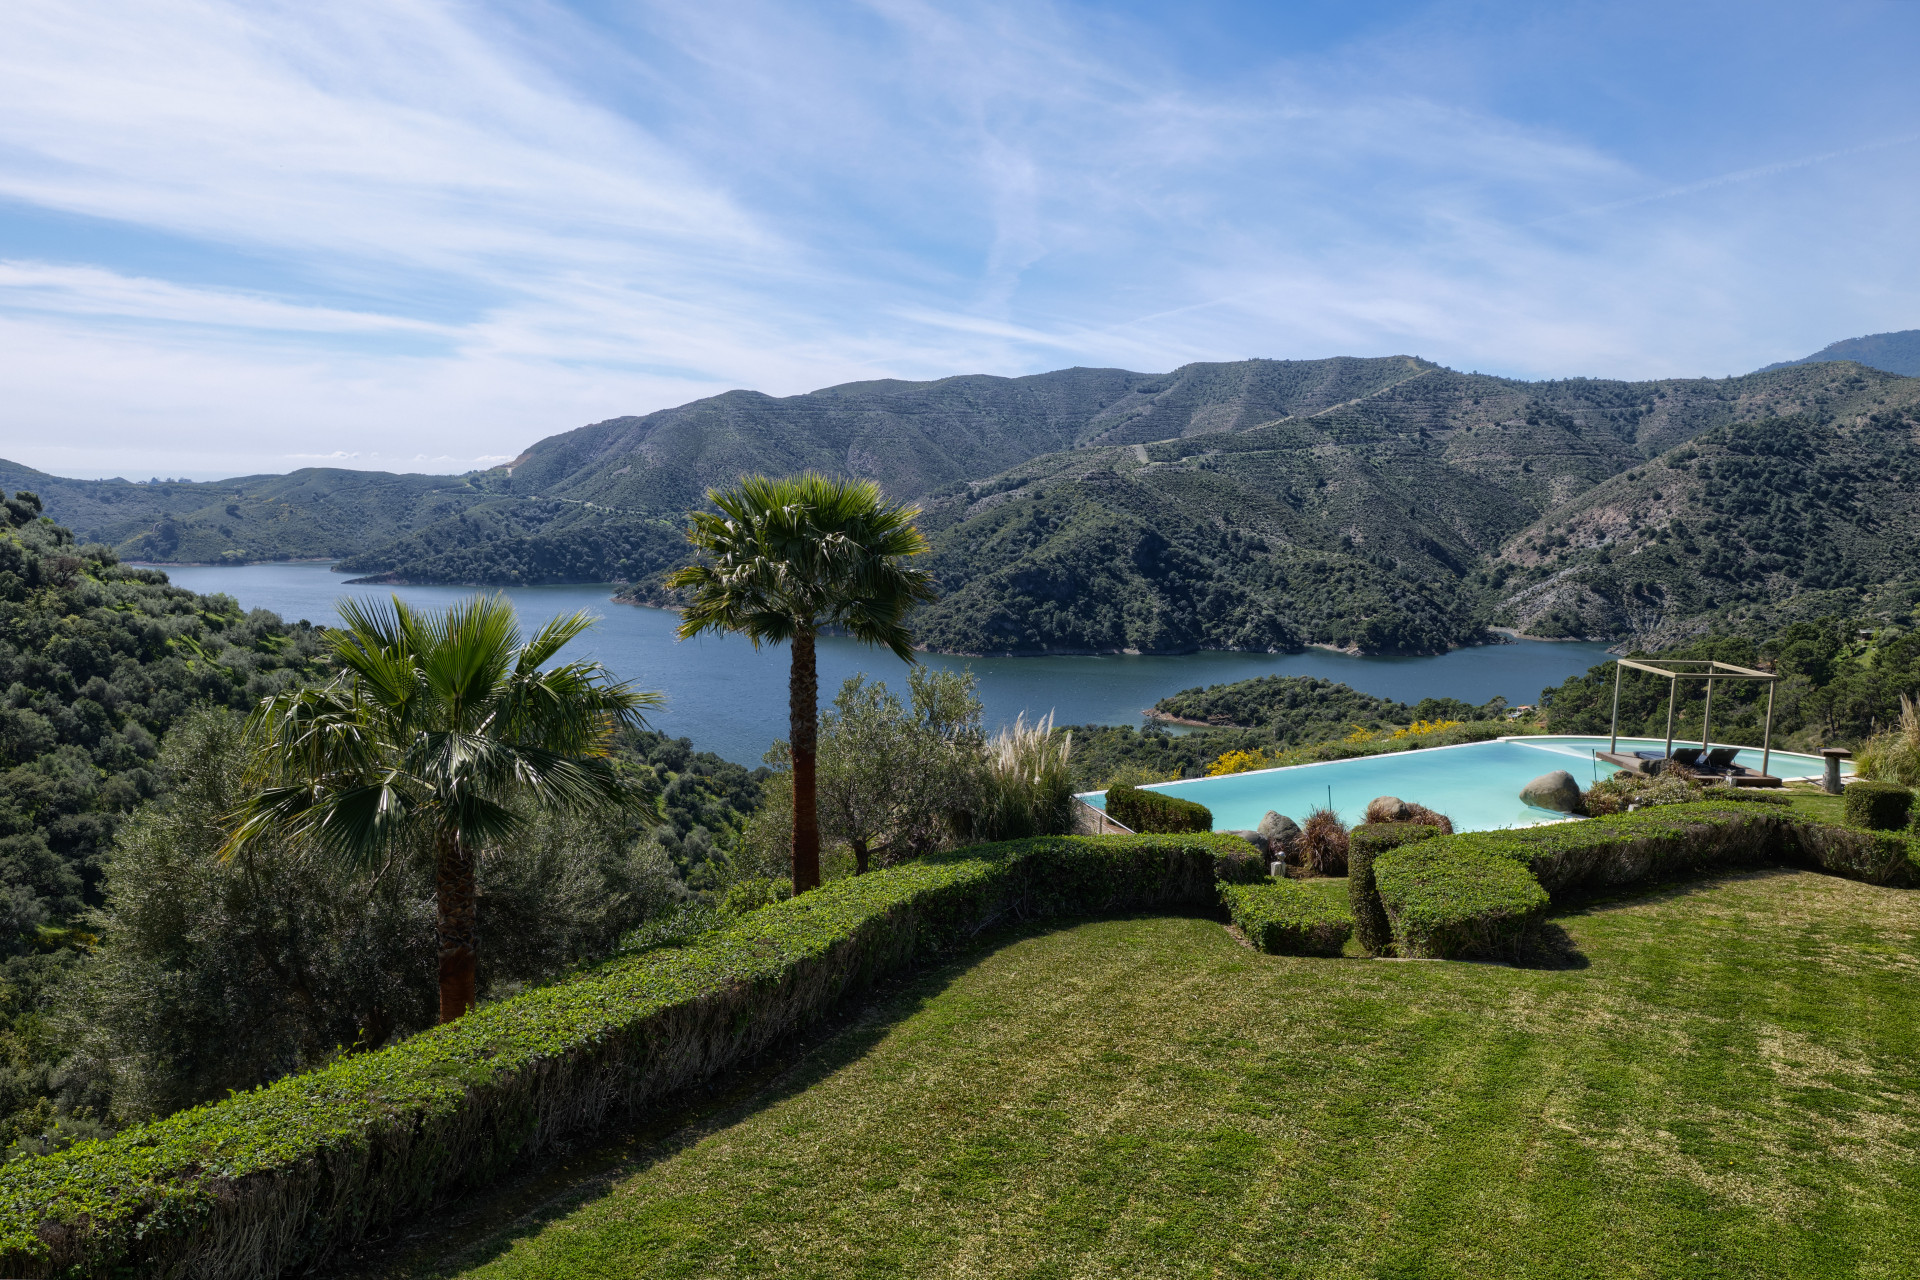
[357,870,1920,1279]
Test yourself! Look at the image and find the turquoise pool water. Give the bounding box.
[1079,736,1850,834]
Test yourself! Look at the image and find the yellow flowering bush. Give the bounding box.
[1206,749,1272,776]
[1390,718,1463,739]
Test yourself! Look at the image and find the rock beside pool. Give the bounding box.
[1227,829,1271,856]
[1520,770,1582,813]
[1257,811,1301,855]
[1365,795,1412,823]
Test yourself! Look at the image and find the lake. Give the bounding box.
[157,562,1615,766]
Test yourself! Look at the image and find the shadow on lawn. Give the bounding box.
[1518,866,1813,970]
[319,913,1154,1280]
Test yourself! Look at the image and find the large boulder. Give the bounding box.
[1257,811,1300,846]
[1365,795,1412,823]
[1520,770,1582,813]
[1227,829,1271,856]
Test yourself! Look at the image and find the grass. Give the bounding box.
[348,872,1920,1279]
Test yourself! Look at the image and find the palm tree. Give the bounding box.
[223,594,660,1023]
[669,473,936,895]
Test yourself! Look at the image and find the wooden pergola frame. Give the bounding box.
[1608,658,1780,778]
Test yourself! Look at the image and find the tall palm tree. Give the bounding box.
[669,473,937,894]
[223,594,660,1023]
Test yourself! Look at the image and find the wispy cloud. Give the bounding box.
[0,0,1916,478]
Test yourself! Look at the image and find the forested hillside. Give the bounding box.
[0,460,501,566]
[1495,393,1920,646]
[0,498,765,1152]
[900,360,1919,653]
[15,354,1920,655]
[0,493,332,1147]
[1542,619,1920,750]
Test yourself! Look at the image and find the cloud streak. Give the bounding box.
[0,0,1915,478]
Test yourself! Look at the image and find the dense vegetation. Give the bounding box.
[1542,617,1920,749]
[0,495,339,1149]
[1502,403,1920,645]
[1151,671,1471,730]
[63,710,686,1131]
[337,504,685,587]
[0,500,776,1157]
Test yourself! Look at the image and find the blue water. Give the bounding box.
[1083,735,1846,834]
[155,562,1616,767]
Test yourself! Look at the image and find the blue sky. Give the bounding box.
[2,0,1916,479]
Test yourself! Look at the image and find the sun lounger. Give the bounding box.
[1704,747,1740,772]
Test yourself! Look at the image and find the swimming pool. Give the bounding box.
[1078,736,1851,834]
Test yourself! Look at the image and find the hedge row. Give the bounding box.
[1103,783,1213,834]
[0,833,1263,1280]
[1221,879,1353,956]
[1370,803,1920,960]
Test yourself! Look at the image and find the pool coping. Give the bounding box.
[1074,733,1841,805]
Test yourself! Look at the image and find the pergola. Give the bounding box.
[1607,658,1780,780]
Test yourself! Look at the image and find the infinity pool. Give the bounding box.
[1079,736,1849,834]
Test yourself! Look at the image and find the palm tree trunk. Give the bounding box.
[435,828,479,1022]
[789,625,822,894]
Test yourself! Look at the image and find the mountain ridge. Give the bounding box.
[10,352,1919,655]
[1759,328,1920,377]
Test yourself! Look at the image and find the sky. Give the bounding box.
[1,0,1917,481]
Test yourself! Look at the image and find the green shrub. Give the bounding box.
[1347,824,1437,956]
[1103,783,1213,834]
[1441,804,1796,898]
[1845,780,1916,832]
[0,832,1255,1279]
[1349,823,1442,857]
[1373,844,1549,960]
[718,877,792,916]
[1221,879,1353,956]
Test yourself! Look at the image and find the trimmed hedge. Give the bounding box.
[1437,803,1920,899]
[1347,824,1438,954]
[1104,784,1213,834]
[1845,780,1915,832]
[1371,804,1920,961]
[1221,879,1353,956]
[1372,844,1550,960]
[0,833,1259,1280]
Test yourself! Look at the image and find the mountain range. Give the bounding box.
[1761,328,1920,377]
[5,333,1917,656]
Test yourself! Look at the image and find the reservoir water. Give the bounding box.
[157,562,1614,766]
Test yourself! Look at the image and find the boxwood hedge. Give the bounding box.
[0,832,1260,1280]
[1371,844,1550,960]
[1104,784,1213,834]
[1347,824,1438,955]
[1434,803,1920,899]
[1845,780,1915,832]
[1221,878,1354,956]
[1370,804,1920,961]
